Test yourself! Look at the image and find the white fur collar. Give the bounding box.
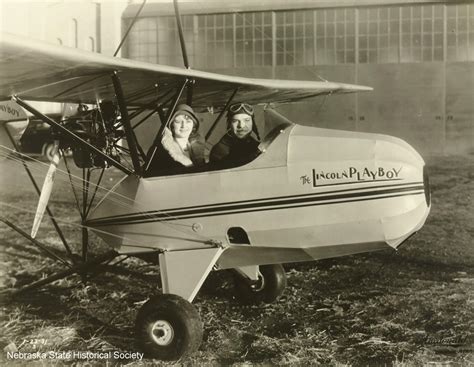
[161,128,193,166]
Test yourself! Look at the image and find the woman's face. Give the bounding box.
[172,114,194,139]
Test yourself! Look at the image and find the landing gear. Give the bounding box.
[234,264,287,304]
[135,294,203,360]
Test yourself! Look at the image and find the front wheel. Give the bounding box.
[234,264,287,304]
[135,294,203,360]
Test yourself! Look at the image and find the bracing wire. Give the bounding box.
[0,201,161,249]
[0,145,216,243]
[1,199,218,250]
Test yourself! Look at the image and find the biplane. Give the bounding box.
[0,2,430,360]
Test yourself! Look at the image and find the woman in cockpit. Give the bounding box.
[147,104,205,175]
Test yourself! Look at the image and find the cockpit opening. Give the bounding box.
[143,120,292,177]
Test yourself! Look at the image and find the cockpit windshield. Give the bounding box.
[257,122,293,153]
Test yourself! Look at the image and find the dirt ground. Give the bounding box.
[0,153,473,366]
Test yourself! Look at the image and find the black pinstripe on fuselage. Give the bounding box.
[86,181,425,227]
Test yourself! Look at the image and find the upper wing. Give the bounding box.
[0,33,372,109]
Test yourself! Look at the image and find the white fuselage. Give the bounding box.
[87,111,430,269]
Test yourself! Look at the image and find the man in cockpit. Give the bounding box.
[209,103,260,168]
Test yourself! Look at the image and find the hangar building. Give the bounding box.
[122,0,474,157]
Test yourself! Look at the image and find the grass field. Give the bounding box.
[0,154,473,366]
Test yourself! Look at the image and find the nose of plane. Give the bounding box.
[286,124,431,249]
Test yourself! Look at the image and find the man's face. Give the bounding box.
[230,113,253,139]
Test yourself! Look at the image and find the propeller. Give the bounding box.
[31,140,61,238]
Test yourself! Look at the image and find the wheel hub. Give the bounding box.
[150,320,175,346]
[250,275,265,292]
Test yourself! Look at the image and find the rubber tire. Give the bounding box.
[135,294,203,360]
[234,264,287,304]
[43,142,56,162]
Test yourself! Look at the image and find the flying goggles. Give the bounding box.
[229,103,254,116]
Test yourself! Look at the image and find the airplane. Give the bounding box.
[0,1,431,361]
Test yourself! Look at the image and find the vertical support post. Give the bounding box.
[252,13,256,66]
[233,13,237,68]
[272,11,276,79]
[111,71,142,175]
[313,10,317,66]
[442,4,447,155]
[398,7,402,63]
[95,2,101,53]
[355,8,360,132]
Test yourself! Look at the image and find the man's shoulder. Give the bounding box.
[246,136,260,147]
[210,134,232,162]
[237,135,259,151]
[216,133,234,145]
[212,134,234,151]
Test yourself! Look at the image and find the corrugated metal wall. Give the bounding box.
[209,62,474,157]
[125,2,474,157]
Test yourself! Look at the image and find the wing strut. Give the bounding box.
[111,72,142,174]
[173,0,190,69]
[173,0,195,107]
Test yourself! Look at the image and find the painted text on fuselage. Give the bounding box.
[301,166,403,187]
